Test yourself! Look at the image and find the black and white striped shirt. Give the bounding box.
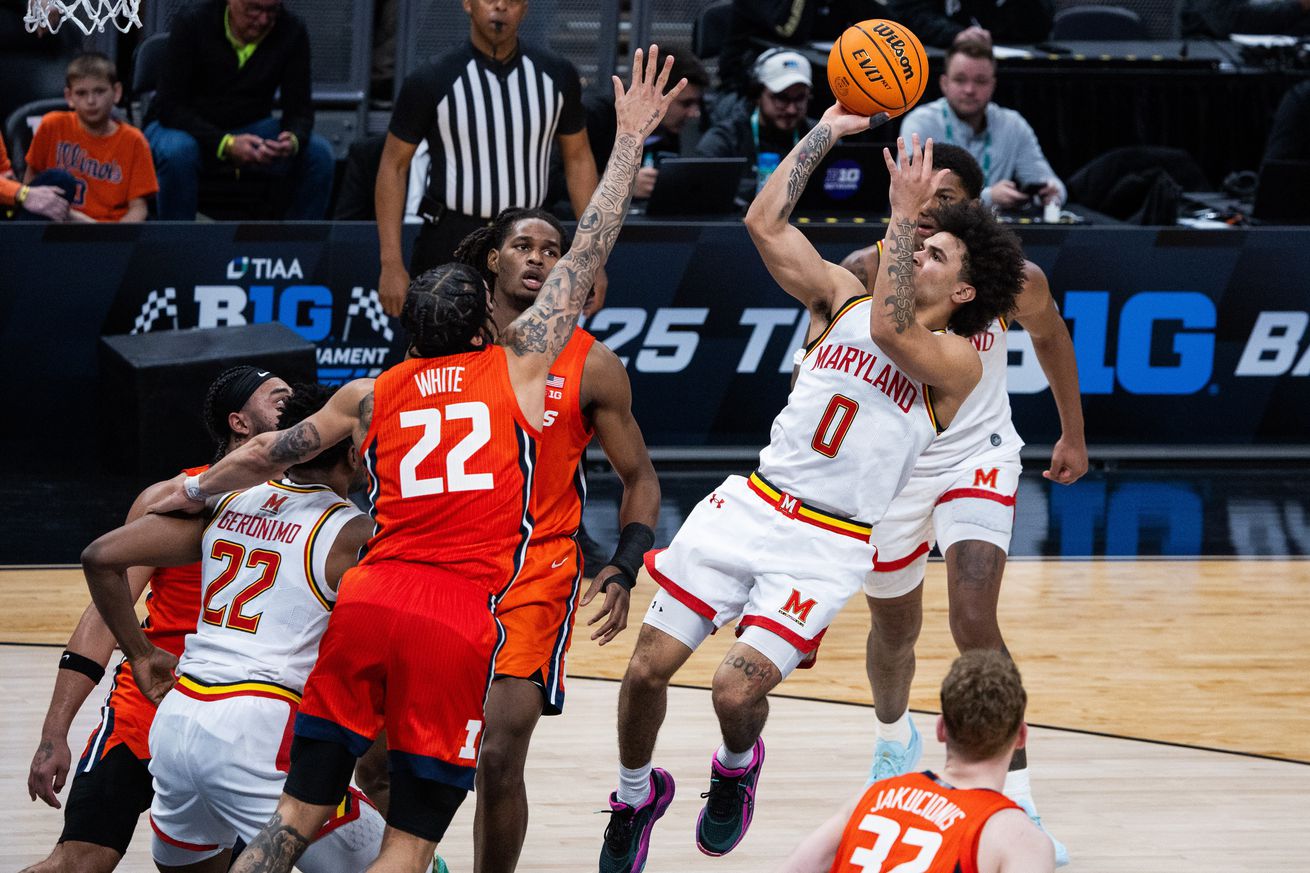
[389,40,584,220]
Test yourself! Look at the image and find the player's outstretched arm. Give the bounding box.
[871,135,980,397]
[81,512,207,704]
[1010,262,1087,485]
[578,344,660,645]
[150,379,373,514]
[745,103,887,311]
[29,478,173,807]
[502,45,686,405]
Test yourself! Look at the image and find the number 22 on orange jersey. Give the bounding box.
[398,401,496,498]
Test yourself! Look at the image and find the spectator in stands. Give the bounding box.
[1182,0,1310,38]
[23,53,156,222]
[375,0,606,316]
[142,0,335,220]
[892,0,1054,47]
[696,48,816,203]
[718,0,857,95]
[585,52,710,200]
[1264,80,1310,161]
[1,132,70,220]
[899,41,1066,209]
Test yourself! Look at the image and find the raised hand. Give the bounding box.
[883,134,949,220]
[818,102,891,140]
[613,45,687,140]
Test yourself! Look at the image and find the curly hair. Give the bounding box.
[940,650,1027,761]
[931,143,984,202]
[931,200,1025,337]
[401,263,493,358]
[277,383,351,473]
[452,207,569,296]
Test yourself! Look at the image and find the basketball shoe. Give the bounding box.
[1013,796,1070,867]
[869,717,922,783]
[599,768,675,873]
[695,737,765,856]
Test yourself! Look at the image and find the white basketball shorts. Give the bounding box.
[864,458,1021,599]
[148,683,383,868]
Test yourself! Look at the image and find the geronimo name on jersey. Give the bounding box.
[359,347,540,596]
[178,481,361,694]
[533,328,595,540]
[915,316,1022,474]
[757,296,940,529]
[831,771,1021,873]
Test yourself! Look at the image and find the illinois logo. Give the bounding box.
[779,588,817,626]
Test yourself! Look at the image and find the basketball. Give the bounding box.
[827,19,928,118]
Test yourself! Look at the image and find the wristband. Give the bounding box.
[59,650,105,685]
[599,522,655,592]
[16,184,30,205]
[183,474,206,502]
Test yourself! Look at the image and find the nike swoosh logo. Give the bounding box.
[257,371,269,377]
[551,557,568,569]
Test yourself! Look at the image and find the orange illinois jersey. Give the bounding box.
[533,328,595,540]
[141,463,209,657]
[830,771,1020,873]
[359,348,540,598]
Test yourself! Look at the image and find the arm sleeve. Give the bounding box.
[1010,114,1066,204]
[278,22,315,145]
[388,67,438,145]
[126,129,160,200]
[892,0,964,48]
[154,14,228,155]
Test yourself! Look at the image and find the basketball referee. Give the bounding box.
[375,0,606,317]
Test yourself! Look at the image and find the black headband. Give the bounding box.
[208,366,276,437]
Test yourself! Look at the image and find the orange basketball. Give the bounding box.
[827,19,928,119]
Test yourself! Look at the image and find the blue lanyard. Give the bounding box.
[942,103,991,181]
[751,109,799,153]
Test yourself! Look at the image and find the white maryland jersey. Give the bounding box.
[178,480,362,693]
[915,316,1024,475]
[757,296,942,529]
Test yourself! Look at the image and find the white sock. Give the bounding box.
[1004,767,1033,806]
[617,763,653,806]
[876,711,914,746]
[715,743,754,770]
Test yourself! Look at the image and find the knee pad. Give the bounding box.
[283,736,357,806]
[387,770,467,843]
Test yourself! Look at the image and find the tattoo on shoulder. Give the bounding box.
[782,123,834,218]
[847,257,869,288]
[270,421,321,464]
[357,392,374,433]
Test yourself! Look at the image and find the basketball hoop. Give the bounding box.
[24,0,142,35]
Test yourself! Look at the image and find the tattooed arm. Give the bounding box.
[149,379,374,514]
[744,103,887,310]
[870,136,980,412]
[503,45,686,424]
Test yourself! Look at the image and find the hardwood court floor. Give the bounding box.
[2,560,1308,871]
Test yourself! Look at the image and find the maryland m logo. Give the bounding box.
[779,588,817,625]
[260,494,288,514]
[778,493,800,517]
[973,468,999,489]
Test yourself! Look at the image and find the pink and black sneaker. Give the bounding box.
[695,737,765,856]
[599,768,675,873]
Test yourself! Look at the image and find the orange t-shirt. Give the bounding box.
[25,111,157,221]
[0,136,19,206]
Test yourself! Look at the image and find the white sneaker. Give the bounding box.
[1013,796,1069,867]
[868,718,922,784]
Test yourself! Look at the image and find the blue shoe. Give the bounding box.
[695,737,765,856]
[430,854,450,873]
[868,718,922,783]
[1013,795,1070,867]
[599,768,676,873]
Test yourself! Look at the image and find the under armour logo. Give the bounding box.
[709,494,724,508]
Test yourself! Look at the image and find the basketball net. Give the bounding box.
[24,0,142,35]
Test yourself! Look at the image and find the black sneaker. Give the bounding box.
[599,768,675,873]
[695,737,765,856]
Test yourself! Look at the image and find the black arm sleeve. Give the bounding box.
[279,22,314,145]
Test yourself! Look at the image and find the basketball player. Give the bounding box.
[21,365,290,873]
[837,144,1081,865]
[148,46,685,873]
[81,384,386,871]
[776,650,1055,873]
[452,208,660,873]
[599,116,1026,873]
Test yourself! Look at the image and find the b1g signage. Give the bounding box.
[2,223,1308,453]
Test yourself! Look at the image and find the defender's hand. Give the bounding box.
[883,134,949,218]
[129,646,179,705]
[581,567,631,646]
[147,473,205,516]
[613,45,688,140]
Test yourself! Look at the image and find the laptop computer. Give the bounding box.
[1253,160,1310,224]
[794,143,890,218]
[644,157,747,217]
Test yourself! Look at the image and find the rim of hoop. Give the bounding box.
[24,0,143,35]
